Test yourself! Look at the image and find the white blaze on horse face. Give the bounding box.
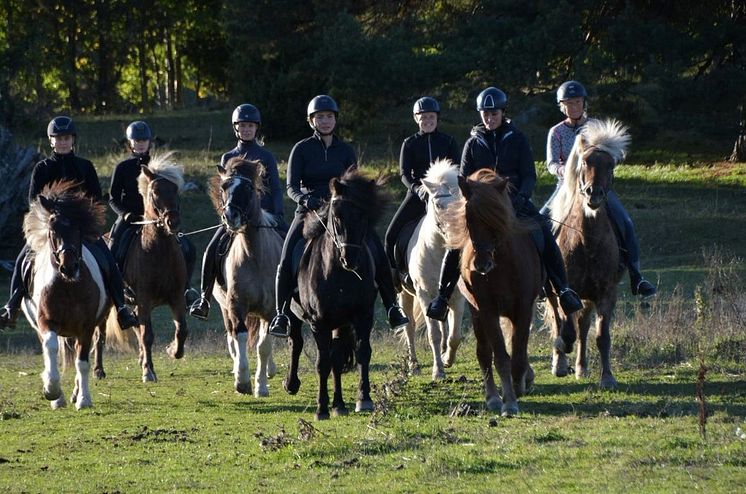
[223,178,244,228]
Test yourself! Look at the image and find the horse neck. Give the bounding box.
[421,207,448,250]
[140,223,177,251]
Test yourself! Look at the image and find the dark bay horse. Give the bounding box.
[544,119,631,389]
[209,157,284,396]
[443,169,543,417]
[107,153,189,382]
[290,170,382,420]
[21,180,111,409]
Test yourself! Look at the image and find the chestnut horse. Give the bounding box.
[209,157,283,397]
[290,170,381,420]
[106,153,189,382]
[443,169,543,417]
[21,180,110,409]
[544,119,631,389]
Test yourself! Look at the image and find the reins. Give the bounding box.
[311,196,366,281]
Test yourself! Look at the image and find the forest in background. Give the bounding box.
[1,1,745,147]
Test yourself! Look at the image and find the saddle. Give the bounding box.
[113,226,139,271]
[215,231,235,288]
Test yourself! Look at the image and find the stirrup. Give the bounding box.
[184,288,200,307]
[633,279,657,299]
[189,297,210,320]
[269,313,290,338]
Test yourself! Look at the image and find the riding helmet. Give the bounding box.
[232,103,262,125]
[476,87,508,111]
[126,120,152,141]
[412,96,440,115]
[307,95,339,118]
[47,116,76,137]
[556,81,587,103]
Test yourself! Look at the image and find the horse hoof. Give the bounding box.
[553,336,569,353]
[575,366,589,380]
[254,386,269,398]
[142,370,157,383]
[552,353,569,377]
[235,382,252,395]
[408,362,421,376]
[432,369,446,381]
[166,343,185,360]
[355,400,374,413]
[283,377,301,395]
[50,396,67,410]
[94,369,106,380]
[332,407,349,417]
[75,398,93,410]
[501,403,519,418]
[267,361,277,379]
[43,382,62,401]
[599,375,618,390]
[315,411,330,421]
[525,366,535,392]
[486,396,502,412]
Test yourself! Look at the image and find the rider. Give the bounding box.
[543,80,656,298]
[190,103,287,319]
[384,96,460,278]
[426,87,584,321]
[0,116,139,330]
[109,120,199,306]
[268,95,409,337]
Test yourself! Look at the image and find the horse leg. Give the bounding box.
[425,316,445,381]
[489,317,519,418]
[330,329,348,416]
[254,320,271,398]
[595,303,618,389]
[166,303,188,359]
[73,338,93,409]
[136,307,157,382]
[283,314,303,395]
[40,330,65,408]
[472,313,501,412]
[509,310,532,399]
[442,296,465,368]
[93,322,106,379]
[313,327,332,420]
[574,308,593,380]
[399,292,420,375]
[549,295,570,377]
[355,316,374,413]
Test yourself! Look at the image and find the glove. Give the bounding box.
[512,193,531,214]
[301,194,322,211]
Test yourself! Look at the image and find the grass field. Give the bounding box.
[1,110,745,492]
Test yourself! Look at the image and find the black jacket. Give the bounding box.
[221,140,284,217]
[286,132,356,209]
[29,152,101,203]
[399,130,460,195]
[461,121,536,198]
[109,154,148,218]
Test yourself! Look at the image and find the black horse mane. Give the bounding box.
[303,169,386,239]
[209,157,266,214]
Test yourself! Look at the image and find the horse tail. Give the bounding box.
[246,315,261,349]
[338,327,357,374]
[59,337,76,370]
[105,307,137,353]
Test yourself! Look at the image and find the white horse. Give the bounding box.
[398,159,466,380]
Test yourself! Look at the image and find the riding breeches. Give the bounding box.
[384,193,426,268]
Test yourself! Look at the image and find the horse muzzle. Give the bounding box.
[473,252,495,275]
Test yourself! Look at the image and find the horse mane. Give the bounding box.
[137,150,185,197]
[548,119,630,232]
[303,169,386,239]
[209,157,267,214]
[24,180,107,253]
[424,158,459,183]
[442,169,517,251]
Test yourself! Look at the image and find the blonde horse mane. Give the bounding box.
[137,150,185,197]
[548,119,630,232]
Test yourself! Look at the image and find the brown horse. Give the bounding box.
[442,169,543,417]
[208,157,282,396]
[21,180,111,409]
[106,152,189,382]
[544,119,631,389]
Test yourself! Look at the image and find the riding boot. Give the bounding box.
[0,246,30,329]
[369,234,409,330]
[268,264,293,338]
[544,236,583,315]
[426,248,461,322]
[629,261,657,298]
[189,230,221,320]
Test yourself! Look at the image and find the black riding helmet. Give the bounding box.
[232,103,262,125]
[307,95,339,118]
[413,96,440,115]
[47,116,76,137]
[126,120,152,141]
[476,87,508,111]
[556,80,587,103]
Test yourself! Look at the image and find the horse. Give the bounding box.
[544,119,631,389]
[290,169,382,420]
[208,157,284,397]
[20,180,110,409]
[105,152,189,382]
[442,169,543,417]
[397,159,465,380]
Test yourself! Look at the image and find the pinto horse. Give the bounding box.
[21,180,110,409]
[106,153,189,382]
[209,157,284,396]
[442,169,543,417]
[544,119,631,389]
[290,170,382,420]
[398,159,465,380]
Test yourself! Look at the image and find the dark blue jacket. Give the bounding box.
[400,130,460,195]
[286,132,356,211]
[29,152,101,203]
[109,154,148,218]
[461,121,536,198]
[221,140,284,218]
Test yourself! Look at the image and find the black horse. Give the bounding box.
[288,170,383,420]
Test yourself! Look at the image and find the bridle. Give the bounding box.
[577,147,613,203]
[312,195,369,280]
[132,176,180,230]
[48,214,82,274]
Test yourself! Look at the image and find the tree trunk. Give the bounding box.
[64,1,81,110]
[730,105,745,162]
[95,0,112,111]
[0,126,38,246]
[165,26,176,109]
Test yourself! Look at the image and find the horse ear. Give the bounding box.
[141,165,156,180]
[216,164,227,176]
[421,179,435,195]
[457,175,472,199]
[496,178,509,193]
[330,177,346,196]
[39,194,55,212]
